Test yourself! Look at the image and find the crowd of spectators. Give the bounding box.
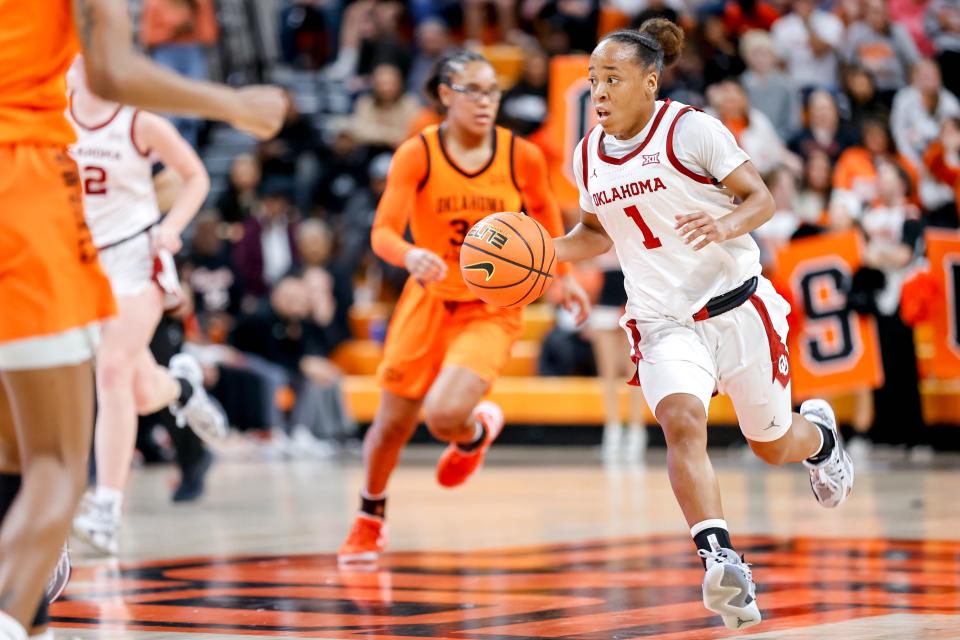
[141,0,960,456]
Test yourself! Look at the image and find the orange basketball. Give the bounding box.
[459,211,557,308]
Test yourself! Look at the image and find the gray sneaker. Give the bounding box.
[801,399,854,508]
[169,353,228,445]
[699,547,761,630]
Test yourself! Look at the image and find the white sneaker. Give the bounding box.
[72,494,119,556]
[0,610,26,640]
[45,542,71,602]
[624,424,647,461]
[169,353,229,445]
[602,423,623,460]
[699,547,761,630]
[801,399,854,508]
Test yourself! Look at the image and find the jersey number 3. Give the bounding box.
[624,205,662,249]
[82,166,108,196]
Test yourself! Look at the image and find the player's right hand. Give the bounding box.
[405,248,448,283]
[230,86,288,140]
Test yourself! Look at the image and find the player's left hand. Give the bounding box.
[152,224,183,254]
[556,273,591,325]
[675,212,730,251]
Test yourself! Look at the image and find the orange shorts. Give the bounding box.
[377,279,523,400]
[0,145,115,343]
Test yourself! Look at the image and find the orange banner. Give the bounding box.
[539,55,594,211]
[924,229,960,379]
[774,230,884,399]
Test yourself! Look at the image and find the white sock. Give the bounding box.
[690,518,729,539]
[95,486,123,519]
[28,631,53,640]
[0,611,26,640]
[627,422,645,432]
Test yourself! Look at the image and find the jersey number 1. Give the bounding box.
[624,205,662,249]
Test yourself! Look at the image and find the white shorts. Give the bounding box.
[0,323,100,370]
[98,233,154,299]
[624,276,793,442]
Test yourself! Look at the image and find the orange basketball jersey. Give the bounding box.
[405,125,522,300]
[0,0,79,146]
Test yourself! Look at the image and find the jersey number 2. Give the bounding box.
[624,205,662,249]
[83,166,108,196]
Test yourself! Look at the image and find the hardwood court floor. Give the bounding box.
[52,446,960,639]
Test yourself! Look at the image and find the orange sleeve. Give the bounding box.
[370,136,428,268]
[513,137,570,276]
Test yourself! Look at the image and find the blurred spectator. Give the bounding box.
[922,116,960,227]
[315,121,370,216]
[258,90,322,215]
[707,79,798,175]
[889,0,936,56]
[524,0,601,54]
[292,220,354,358]
[845,0,921,104]
[739,30,801,139]
[216,153,261,224]
[754,167,803,263]
[140,0,218,147]
[795,148,833,226]
[357,1,413,78]
[789,90,858,164]
[699,14,745,87]
[834,0,864,28]
[628,0,681,29]
[408,19,453,104]
[336,152,394,278]
[891,58,960,211]
[183,211,241,329]
[830,116,919,224]
[857,161,925,448]
[925,0,960,97]
[351,62,421,149]
[840,65,887,124]
[771,0,844,91]
[279,0,334,69]
[723,0,780,38]
[230,277,354,449]
[497,46,550,136]
[466,0,519,44]
[233,180,300,300]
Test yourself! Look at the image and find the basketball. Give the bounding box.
[459,211,557,308]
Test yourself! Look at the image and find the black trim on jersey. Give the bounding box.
[509,132,520,192]
[96,220,158,252]
[416,133,431,191]
[436,123,498,178]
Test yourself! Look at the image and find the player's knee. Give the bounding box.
[423,401,472,442]
[97,351,136,390]
[657,403,707,450]
[369,416,415,450]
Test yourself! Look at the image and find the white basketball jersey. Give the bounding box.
[577,99,761,321]
[67,98,160,248]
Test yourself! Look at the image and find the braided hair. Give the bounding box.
[599,18,684,76]
[423,49,491,113]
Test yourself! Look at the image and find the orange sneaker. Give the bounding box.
[338,514,387,565]
[436,401,504,488]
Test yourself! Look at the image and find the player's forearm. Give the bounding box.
[371,227,414,268]
[77,0,241,121]
[719,189,775,240]
[163,172,210,236]
[555,222,613,263]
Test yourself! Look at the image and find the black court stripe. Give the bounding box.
[461,242,554,278]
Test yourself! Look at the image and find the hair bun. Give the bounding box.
[639,18,684,66]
